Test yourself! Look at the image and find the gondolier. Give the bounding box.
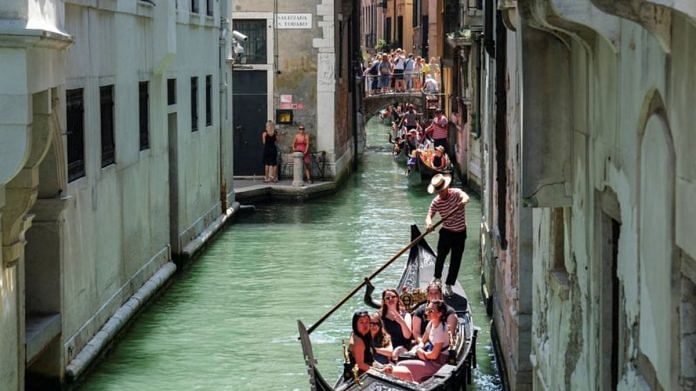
[425,109,448,153]
[425,174,470,297]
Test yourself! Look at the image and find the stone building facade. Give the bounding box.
[473,0,696,390]
[231,0,356,182]
[0,0,235,388]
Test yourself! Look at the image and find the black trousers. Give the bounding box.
[434,228,467,286]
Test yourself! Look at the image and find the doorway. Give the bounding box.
[232,70,267,176]
[599,190,622,390]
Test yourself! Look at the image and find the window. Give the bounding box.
[191,77,198,132]
[100,85,115,167]
[167,78,176,105]
[66,88,85,181]
[385,17,392,45]
[550,208,566,272]
[206,0,212,16]
[191,0,199,14]
[233,19,267,64]
[413,0,420,27]
[397,16,403,48]
[139,81,150,150]
[205,75,212,126]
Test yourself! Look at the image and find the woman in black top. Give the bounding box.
[379,289,413,350]
[262,120,279,182]
[349,310,413,380]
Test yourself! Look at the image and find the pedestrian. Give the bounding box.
[292,124,312,184]
[262,120,279,182]
[425,174,470,297]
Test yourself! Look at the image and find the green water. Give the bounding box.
[78,118,501,390]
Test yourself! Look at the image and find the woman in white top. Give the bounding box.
[396,300,450,382]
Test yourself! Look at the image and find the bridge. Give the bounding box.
[362,91,444,122]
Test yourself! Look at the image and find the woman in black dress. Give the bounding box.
[262,121,279,182]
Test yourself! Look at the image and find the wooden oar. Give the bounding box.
[305,207,460,335]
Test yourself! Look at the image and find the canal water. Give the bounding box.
[78,118,501,390]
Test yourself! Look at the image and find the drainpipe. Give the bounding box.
[274,0,279,74]
[219,0,229,212]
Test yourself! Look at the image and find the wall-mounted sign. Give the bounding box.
[279,102,305,110]
[276,13,312,29]
[280,94,293,103]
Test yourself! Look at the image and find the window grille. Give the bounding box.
[67,88,85,181]
[232,19,267,64]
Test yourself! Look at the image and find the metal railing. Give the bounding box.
[362,73,440,97]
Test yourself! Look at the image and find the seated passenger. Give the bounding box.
[431,146,449,170]
[411,283,458,343]
[369,312,393,364]
[380,289,413,354]
[350,310,414,380]
[397,300,450,382]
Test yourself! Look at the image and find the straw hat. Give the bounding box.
[428,174,452,194]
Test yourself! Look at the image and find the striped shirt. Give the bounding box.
[431,116,448,140]
[428,188,468,232]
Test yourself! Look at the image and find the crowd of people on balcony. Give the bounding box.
[363,49,441,96]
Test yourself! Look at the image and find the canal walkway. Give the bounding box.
[233,177,336,203]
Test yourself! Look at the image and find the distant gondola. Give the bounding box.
[389,134,408,164]
[298,225,477,391]
[408,149,452,186]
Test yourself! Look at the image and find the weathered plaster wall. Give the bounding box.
[524,4,696,391]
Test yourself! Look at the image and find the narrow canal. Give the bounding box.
[78,118,501,390]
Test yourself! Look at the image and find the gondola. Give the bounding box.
[389,134,409,164]
[408,149,452,187]
[298,225,477,391]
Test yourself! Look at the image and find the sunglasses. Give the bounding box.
[425,308,436,313]
[384,295,398,300]
[370,321,381,326]
[299,127,305,130]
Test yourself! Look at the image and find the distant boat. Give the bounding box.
[389,134,408,164]
[298,225,477,391]
[408,149,452,187]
